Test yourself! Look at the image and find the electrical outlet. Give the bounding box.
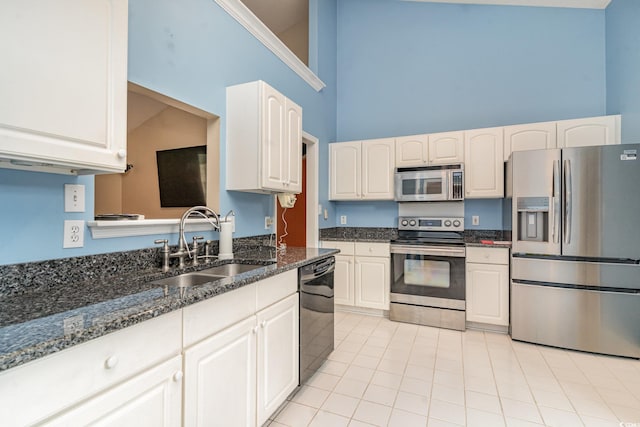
[63,220,85,248]
[264,216,273,229]
[64,184,85,212]
[472,215,480,226]
[63,314,84,335]
[323,209,328,220]
[340,215,347,225]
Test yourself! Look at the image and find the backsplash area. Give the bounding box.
[0,234,275,297]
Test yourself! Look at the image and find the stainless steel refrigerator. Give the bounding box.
[510,144,640,358]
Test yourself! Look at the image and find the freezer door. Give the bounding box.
[562,144,640,259]
[511,149,561,255]
[511,282,640,359]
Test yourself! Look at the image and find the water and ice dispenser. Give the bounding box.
[516,197,550,242]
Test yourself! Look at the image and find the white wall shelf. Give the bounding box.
[87,218,231,239]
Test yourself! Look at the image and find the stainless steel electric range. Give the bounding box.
[390,216,466,331]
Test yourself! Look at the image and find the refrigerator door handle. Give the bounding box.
[564,159,572,244]
[552,159,561,244]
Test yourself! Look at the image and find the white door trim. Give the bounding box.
[303,131,319,248]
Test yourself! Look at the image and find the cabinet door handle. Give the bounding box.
[117,149,126,159]
[104,355,119,369]
[252,326,259,334]
[260,320,267,328]
[173,371,184,382]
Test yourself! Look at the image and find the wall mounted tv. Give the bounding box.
[156,145,207,207]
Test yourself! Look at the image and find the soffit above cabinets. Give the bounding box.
[402,0,611,9]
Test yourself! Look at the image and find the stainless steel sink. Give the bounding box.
[198,263,267,277]
[151,272,226,287]
[151,263,268,288]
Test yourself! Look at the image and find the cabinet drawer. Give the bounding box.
[320,240,355,256]
[466,247,509,265]
[256,269,298,312]
[184,283,257,347]
[0,310,182,427]
[355,242,390,257]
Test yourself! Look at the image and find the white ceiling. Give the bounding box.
[402,0,611,9]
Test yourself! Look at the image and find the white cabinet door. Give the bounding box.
[503,121,557,160]
[329,142,361,200]
[227,80,303,194]
[0,0,128,174]
[428,131,464,165]
[256,294,299,426]
[466,263,509,326]
[285,99,303,193]
[361,138,395,200]
[261,84,287,191]
[184,316,257,427]
[464,127,504,198]
[43,356,182,427]
[334,254,355,306]
[557,115,620,148]
[355,256,390,310]
[395,135,428,167]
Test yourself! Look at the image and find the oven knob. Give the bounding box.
[453,220,461,227]
[401,220,408,226]
[409,220,416,226]
[444,220,452,227]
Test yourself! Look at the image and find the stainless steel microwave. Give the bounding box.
[394,164,464,202]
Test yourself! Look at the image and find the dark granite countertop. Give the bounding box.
[464,230,512,248]
[0,246,337,371]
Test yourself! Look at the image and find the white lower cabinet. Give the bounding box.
[184,316,257,427]
[0,270,301,427]
[256,294,299,426]
[355,255,390,310]
[0,311,182,427]
[182,271,299,427]
[321,241,390,311]
[465,247,510,327]
[44,356,183,427]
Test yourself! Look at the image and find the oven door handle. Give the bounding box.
[390,245,466,257]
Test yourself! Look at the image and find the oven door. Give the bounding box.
[394,170,448,202]
[390,245,466,307]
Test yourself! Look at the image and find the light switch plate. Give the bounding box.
[64,184,85,212]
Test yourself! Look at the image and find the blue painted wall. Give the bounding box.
[0,0,337,265]
[606,0,640,143]
[334,0,607,229]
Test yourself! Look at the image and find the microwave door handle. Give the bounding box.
[563,159,572,244]
[552,159,561,244]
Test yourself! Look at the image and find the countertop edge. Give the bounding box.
[0,248,339,372]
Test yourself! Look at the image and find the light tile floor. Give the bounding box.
[269,312,640,427]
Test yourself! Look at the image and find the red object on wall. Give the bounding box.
[277,157,306,247]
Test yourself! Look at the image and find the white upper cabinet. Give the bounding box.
[0,0,128,175]
[395,131,463,167]
[361,138,395,200]
[557,115,620,148]
[329,142,361,200]
[428,131,464,165]
[329,138,395,200]
[395,134,428,167]
[503,121,557,160]
[464,127,504,199]
[227,80,302,194]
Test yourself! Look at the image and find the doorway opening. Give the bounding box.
[276,132,319,248]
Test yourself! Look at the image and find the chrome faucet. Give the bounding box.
[169,206,221,268]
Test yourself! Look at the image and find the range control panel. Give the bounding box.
[398,216,464,232]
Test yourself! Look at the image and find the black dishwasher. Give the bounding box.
[298,256,335,385]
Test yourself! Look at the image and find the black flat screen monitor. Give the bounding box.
[156,145,207,207]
